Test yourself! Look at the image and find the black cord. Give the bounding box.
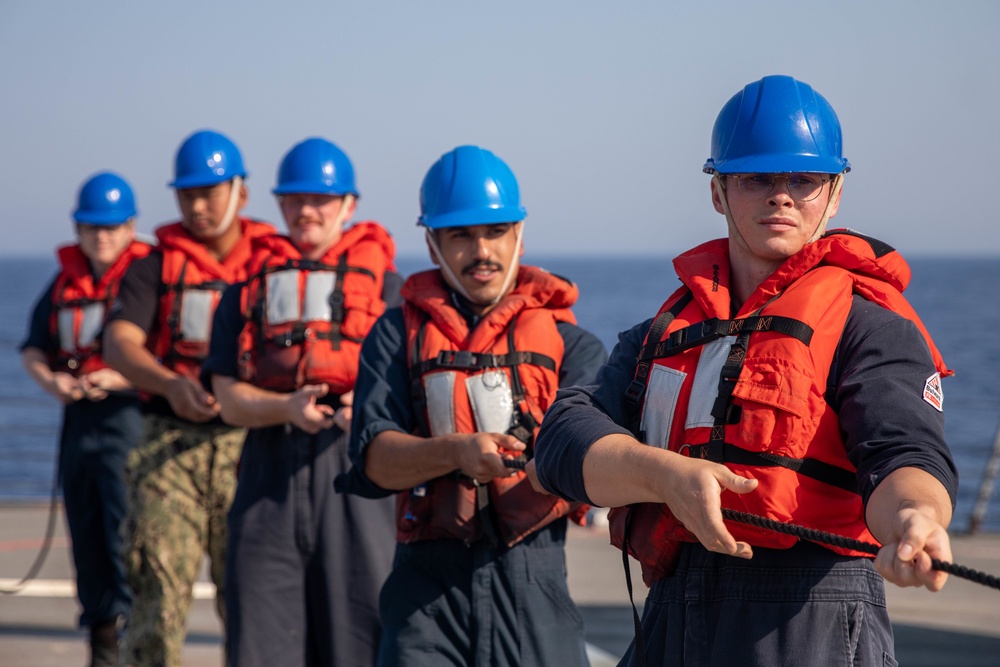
[0,456,59,595]
[722,509,1000,591]
[500,460,1000,591]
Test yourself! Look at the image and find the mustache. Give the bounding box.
[462,260,503,275]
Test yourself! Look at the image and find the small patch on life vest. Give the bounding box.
[922,372,943,412]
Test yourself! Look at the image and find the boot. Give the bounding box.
[89,617,120,667]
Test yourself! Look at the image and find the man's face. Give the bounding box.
[278,193,355,259]
[175,181,245,239]
[432,222,523,309]
[713,173,840,270]
[76,221,135,269]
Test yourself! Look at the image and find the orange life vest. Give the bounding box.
[49,240,152,376]
[151,218,274,380]
[609,230,951,585]
[399,266,587,548]
[236,222,395,394]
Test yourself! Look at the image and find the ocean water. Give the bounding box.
[2,252,999,532]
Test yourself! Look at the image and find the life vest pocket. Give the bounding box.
[731,357,813,454]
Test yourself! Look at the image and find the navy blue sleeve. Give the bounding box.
[336,307,413,498]
[200,282,246,389]
[534,319,652,505]
[107,253,162,334]
[19,277,58,354]
[382,270,404,309]
[555,321,608,387]
[835,297,958,509]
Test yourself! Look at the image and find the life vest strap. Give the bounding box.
[626,292,693,439]
[262,326,364,348]
[682,442,859,494]
[259,257,376,281]
[638,314,813,363]
[412,349,557,376]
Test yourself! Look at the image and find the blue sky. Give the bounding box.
[2,1,998,258]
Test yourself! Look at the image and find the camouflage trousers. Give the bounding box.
[119,413,245,667]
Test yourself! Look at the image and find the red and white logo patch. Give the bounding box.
[922,372,943,412]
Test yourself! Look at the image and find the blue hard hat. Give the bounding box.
[418,145,526,229]
[73,171,138,225]
[703,75,850,175]
[170,130,247,189]
[273,137,359,197]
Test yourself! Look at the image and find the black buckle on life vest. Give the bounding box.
[328,291,345,323]
[435,350,497,369]
[624,378,646,409]
[271,331,301,348]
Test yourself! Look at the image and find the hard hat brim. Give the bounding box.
[704,154,851,175]
[418,205,527,229]
[170,172,248,190]
[73,210,136,225]
[272,182,360,198]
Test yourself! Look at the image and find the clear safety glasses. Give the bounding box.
[729,173,831,202]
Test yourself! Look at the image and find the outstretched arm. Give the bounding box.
[866,467,952,591]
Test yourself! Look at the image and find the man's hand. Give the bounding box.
[874,506,951,591]
[659,453,759,559]
[333,390,353,433]
[165,376,221,423]
[453,433,526,484]
[286,384,336,435]
[79,367,133,401]
[48,372,85,404]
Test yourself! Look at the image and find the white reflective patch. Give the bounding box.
[179,290,215,343]
[424,372,457,437]
[686,335,735,429]
[57,309,76,352]
[266,270,301,325]
[466,370,514,434]
[57,303,106,352]
[303,271,336,322]
[77,303,105,348]
[640,365,686,448]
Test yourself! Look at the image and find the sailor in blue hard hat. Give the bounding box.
[206,136,400,667]
[533,75,957,667]
[104,129,275,667]
[170,129,249,243]
[339,144,608,666]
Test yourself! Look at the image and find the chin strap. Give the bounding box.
[491,222,523,305]
[209,176,244,238]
